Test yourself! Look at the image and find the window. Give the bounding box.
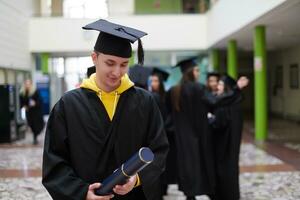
[274,65,283,89]
[290,64,299,89]
[63,0,108,18]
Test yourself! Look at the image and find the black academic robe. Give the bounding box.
[166,82,215,196]
[42,87,169,200]
[20,90,44,136]
[152,92,177,187]
[208,92,243,200]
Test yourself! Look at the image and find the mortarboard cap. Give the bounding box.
[152,67,170,81]
[175,58,198,73]
[83,19,147,65]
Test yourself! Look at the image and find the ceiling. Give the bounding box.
[213,0,300,51]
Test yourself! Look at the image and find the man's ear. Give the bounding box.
[91,52,98,65]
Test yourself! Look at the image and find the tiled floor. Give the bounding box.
[1,120,300,200]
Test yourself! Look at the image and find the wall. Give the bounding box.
[0,0,37,70]
[269,45,300,120]
[29,15,208,52]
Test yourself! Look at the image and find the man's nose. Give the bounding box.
[112,66,121,76]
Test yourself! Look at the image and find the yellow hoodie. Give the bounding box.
[80,73,134,121]
[80,73,141,187]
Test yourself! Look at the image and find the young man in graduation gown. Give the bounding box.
[42,19,169,200]
[166,59,215,200]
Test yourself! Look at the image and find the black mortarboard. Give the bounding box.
[83,19,147,65]
[206,72,220,80]
[152,67,170,81]
[175,58,197,73]
[86,66,96,78]
[128,64,153,88]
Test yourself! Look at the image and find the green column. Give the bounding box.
[41,53,49,74]
[227,40,238,79]
[211,49,220,72]
[254,26,268,141]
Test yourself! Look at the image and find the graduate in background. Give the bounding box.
[42,19,168,200]
[128,64,153,89]
[149,68,169,120]
[149,68,177,196]
[86,66,96,78]
[205,72,220,96]
[20,79,44,145]
[208,75,248,200]
[166,59,215,200]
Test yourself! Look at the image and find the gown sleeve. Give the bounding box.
[42,100,89,200]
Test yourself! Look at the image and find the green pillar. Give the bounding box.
[211,49,220,72]
[254,26,268,141]
[227,40,238,79]
[41,53,49,74]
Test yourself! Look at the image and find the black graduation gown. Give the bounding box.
[20,90,44,136]
[166,82,215,196]
[152,92,177,186]
[42,87,169,200]
[208,92,243,200]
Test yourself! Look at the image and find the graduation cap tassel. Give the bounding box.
[137,38,144,65]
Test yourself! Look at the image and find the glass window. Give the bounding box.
[6,70,16,85]
[63,0,108,18]
[0,69,5,84]
[275,65,283,89]
[290,64,299,89]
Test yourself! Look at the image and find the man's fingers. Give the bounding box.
[89,183,101,190]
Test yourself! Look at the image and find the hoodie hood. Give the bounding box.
[80,73,134,94]
[80,73,134,120]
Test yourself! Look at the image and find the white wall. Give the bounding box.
[269,45,300,120]
[207,0,286,47]
[29,15,207,52]
[0,0,37,70]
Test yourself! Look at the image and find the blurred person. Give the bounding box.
[166,59,215,200]
[207,75,248,200]
[19,79,44,145]
[42,19,168,200]
[206,72,220,95]
[87,65,96,78]
[149,68,178,196]
[128,64,153,89]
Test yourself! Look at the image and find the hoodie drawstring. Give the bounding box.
[112,91,118,117]
[98,90,102,101]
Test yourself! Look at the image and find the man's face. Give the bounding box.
[207,76,219,92]
[92,52,129,91]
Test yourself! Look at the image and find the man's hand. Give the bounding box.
[237,76,249,89]
[86,183,114,200]
[113,175,137,195]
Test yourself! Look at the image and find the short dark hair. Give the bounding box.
[206,72,220,80]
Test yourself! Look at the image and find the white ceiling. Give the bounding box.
[213,0,300,51]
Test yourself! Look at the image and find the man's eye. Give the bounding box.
[106,62,114,66]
